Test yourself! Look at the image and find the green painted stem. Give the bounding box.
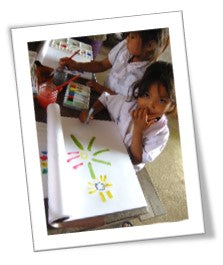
[87,136,96,151]
[88,162,96,179]
[93,148,110,156]
[70,134,84,150]
[92,158,111,166]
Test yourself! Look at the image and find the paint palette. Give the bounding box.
[50,39,93,59]
[63,82,90,110]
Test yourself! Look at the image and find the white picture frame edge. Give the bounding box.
[11,11,205,251]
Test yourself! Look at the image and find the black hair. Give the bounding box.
[125,28,169,61]
[137,28,169,47]
[133,61,176,104]
[125,28,169,47]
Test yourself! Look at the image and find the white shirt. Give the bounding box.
[99,92,170,171]
[105,39,150,97]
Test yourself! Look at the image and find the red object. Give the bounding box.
[56,74,80,92]
[37,74,80,109]
[67,49,80,60]
[40,155,47,161]
[37,83,58,109]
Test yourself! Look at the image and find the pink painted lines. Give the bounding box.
[72,162,84,170]
[67,151,84,170]
[67,154,80,163]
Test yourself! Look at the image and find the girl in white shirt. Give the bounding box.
[59,29,169,97]
[79,61,176,171]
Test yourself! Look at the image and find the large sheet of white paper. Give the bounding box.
[36,103,147,225]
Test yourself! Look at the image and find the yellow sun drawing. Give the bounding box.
[88,175,113,203]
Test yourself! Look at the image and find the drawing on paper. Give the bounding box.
[40,151,48,174]
[38,135,113,203]
[36,117,147,218]
[67,134,114,202]
[88,175,113,202]
[67,134,111,170]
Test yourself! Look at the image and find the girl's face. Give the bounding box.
[137,83,174,117]
[127,32,158,60]
[127,33,143,56]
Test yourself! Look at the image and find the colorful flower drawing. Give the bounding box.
[67,134,112,170]
[88,175,113,202]
[67,134,114,202]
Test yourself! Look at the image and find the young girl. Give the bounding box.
[79,61,176,171]
[59,29,169,97]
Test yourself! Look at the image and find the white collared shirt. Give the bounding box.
[105,39,150,97]
[99,92,170,171]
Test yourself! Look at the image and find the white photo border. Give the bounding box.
[11,11,204,251]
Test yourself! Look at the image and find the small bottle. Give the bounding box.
[53,66,68,86]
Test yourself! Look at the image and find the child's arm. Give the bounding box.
[59,57,112,73]
[79,100,105,123]
[87,80,116,95]
[129,108,157,164]
[129,126,144,164]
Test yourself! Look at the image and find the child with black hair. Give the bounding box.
[79,61,176,171]
[59,28,169,97]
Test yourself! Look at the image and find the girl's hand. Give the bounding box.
[131,108,158,132]
[58,58,78,70]
[79,110,94,123]
[130,108,159,164]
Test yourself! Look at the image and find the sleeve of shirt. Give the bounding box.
[98,92,110,107]
[108,39,126,65]
[142,126,170,163]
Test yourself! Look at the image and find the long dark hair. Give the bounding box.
[133,61,176,104]
[124,28,169,47]
[138,28,169,48]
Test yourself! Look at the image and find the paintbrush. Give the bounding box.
[56,74,81,92]
[50,49,80,77]
[66,49,80,61]
[85,107,94,125]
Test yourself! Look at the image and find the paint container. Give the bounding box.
[53,66,68,86]
[62,82,90,110]
[37,82,58,109]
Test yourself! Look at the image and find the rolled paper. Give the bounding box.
[47,103,70,224]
